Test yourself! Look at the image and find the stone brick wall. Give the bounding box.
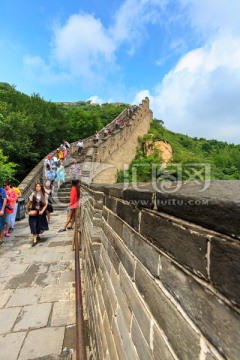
[79,181,240,360]
[93,98,153,184]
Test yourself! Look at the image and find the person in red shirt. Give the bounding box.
[3,182,17,237]
[58,180,80,232]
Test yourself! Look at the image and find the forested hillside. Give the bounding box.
[1,82,240,184]
[0,82,126,182]
[117,120,240,182]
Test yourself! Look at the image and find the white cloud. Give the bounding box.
[21,0,168,85]
[139,33,240,143]
[52,13,116,79]
[87,95,104,104]
[179,0,240,36]
[111,0,166,51]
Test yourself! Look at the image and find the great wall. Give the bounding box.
[2,97,239,359]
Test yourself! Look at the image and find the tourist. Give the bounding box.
[58,180,80,232]
[77,139,84,155]
[9,182,22,232]
[44,180,54,224]
[115,118,120,130]
[25,183,48,246]
[0,185,7,245]
[69,160,81,180]
[103,127,108,137]
[46,165,57,192]
[3,181,17,238]
[55,161,65,190]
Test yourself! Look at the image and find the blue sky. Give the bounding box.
[1,0,240,144]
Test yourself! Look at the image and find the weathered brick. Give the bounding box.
[107,241,120,274]
[135,262,201,360]
[101,247,112,274]
[107,228,135,279]
[101,230,109,251]
[140,210,208,278]
[122,224,160,277]
[104,185,124,199]
[111,266,132,331]
[102,206,109,221]
[96,280,105,317]
[93,191,104,210]
[99,255,118,316]
[103,313,119,360]
[161,256,240,360]
[105,196,117,212]
[123,188,154,209]
[116,200,139,231]
[210,237,240,306]
[131,316,152,360]
[119,265,151,344]
[93,208,102,219]
[112,317,128,360]
[98,314,108,359]
[115,308,138,360]
[156,180,240,238]
[91,243,101,269]
[108,212,123,238]
[102,282,114,326]
[152,324,175,360]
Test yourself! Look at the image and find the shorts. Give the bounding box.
[5,213,12,226]
[0,214,5,231]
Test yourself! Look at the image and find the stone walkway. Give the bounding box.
[0,210,77,360]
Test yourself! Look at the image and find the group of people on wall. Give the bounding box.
[0,138,81,247]
[0,106,139,246]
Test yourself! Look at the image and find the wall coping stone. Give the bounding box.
[84,180,240,239]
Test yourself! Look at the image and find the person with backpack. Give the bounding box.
[77,139,84,155]
[63,140,70,150]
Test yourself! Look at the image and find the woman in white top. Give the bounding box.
[25,183,48,246]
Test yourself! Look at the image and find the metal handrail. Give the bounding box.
[74,212,87,360]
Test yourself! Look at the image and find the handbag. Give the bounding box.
[28,210,38,216]
[6,203,13,211]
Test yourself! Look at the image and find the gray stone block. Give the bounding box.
[156,180,240,239]
[105,196,117,212]
[210,237,240,306]
[108,212,123,238]
[161,256,240,360]
[108,230,135,279]
[102,206,109,222]
[140,210,208,278]
[123,189,154,209]
[115,308,138,360]
[111,267,132,331]
[135,262,201,360]
[103,313,119,360]
[152,324,176,360]
[119,266,151,344]
[131,316,152,360]
[116,201,139,231]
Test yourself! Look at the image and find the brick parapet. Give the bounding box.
[80,181,240,360]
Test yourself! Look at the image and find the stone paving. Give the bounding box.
[0,210,77,360]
